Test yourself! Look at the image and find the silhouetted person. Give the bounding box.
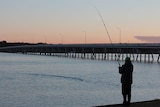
[119,57,133,106]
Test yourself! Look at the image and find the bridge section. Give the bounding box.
[0,43,160,62]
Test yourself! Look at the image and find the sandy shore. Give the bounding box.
[94,99,160,107]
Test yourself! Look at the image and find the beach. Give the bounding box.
[95,99,160,107]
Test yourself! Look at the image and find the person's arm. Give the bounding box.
[119,65,124,74]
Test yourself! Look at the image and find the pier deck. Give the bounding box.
[0,43,160,62]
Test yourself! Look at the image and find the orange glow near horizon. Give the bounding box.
[1,31,143,44]
[1,22,158,44]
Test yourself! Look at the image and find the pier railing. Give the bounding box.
[0,43,160,63]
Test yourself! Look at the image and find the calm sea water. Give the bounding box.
[0,52,160,107]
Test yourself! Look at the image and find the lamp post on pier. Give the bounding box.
[117,27,121,44]
[59,33,63,44]
[82,31,86,44]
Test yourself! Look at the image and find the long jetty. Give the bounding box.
[0,43,160,63]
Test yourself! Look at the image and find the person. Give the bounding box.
[119,57,133,106]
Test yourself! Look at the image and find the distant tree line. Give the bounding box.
[0,41,46,47]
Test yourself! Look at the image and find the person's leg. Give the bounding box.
[126,85,131,105]
[122,84,129,105]
[128,84,131,103]
[123,94,126,105]
[128,94,131,103]
[122,84,126,104]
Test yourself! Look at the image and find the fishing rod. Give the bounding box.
[94,6,113,45]
[94,6,121,66]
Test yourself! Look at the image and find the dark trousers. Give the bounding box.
[122,84,131,103]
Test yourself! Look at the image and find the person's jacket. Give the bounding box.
[119,61,133,84]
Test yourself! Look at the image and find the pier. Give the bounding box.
[0,43,160,63]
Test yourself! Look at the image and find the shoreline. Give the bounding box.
[94,99,160,107]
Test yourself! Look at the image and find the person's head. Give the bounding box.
[125,57,130,62]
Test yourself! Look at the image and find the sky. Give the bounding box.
[1,0,160,44]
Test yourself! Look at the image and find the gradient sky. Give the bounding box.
[1,0,160,44]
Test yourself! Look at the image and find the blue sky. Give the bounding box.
[1,0,160,43]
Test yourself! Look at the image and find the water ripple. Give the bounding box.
[26,73,84,82]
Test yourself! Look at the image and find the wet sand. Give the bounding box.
[94,99,160,107]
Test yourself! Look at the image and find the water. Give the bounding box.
[0,52,160,107]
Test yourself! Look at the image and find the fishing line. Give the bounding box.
[94,6,121,66]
